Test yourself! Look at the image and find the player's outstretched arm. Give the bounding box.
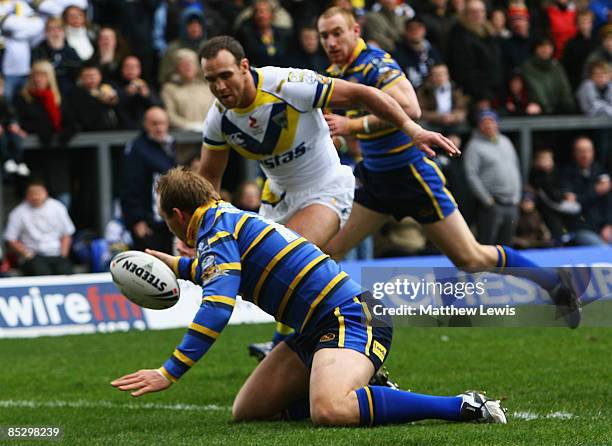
[326,79,460,158]
[111,369,172,397]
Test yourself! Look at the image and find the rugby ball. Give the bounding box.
[110,251,180,310]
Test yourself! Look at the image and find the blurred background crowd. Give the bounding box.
[0,0,610,276]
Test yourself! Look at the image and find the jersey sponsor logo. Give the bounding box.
[372,340,387,362]
[288,71,304,82]
[261,142,308,168]
[200,254,222,285]
[319,333,336,342]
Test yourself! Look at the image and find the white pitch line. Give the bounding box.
[0,400,230,412]
[512,411,575,421]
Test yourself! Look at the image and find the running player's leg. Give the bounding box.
[423,209,559,290]
[233,342,309,421]
[323,203,388,261]
[286,203,341,247]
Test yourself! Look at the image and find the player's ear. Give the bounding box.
[354,22,361,37]
[239,58,250,73]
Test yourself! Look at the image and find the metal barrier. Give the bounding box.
[3,115,610,235]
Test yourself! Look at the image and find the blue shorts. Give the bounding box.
[354,158,457,224]
[285,292,393,371]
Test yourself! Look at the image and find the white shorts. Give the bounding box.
[259,165,355,227]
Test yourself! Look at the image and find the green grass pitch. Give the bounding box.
[1,324,610,445]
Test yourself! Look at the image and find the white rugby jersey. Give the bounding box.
[202,66,343,191]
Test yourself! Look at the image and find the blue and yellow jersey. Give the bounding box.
[202,66,343,191]
[326,39,423,172]
[159,201,362,381]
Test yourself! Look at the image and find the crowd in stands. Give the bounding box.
[0,0,610,275]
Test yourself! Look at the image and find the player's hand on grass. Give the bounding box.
[145,249,176,271]
[111,369,172,397]
[412,128,461,158]
[324,113,352,136]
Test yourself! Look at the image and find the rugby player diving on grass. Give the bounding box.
[111,168,507,426]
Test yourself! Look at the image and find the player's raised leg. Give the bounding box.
[233,342,310,421]
[324,203,389,261]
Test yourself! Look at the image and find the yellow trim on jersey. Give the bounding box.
[203,142,230,151]
[301,271,348,332]
[365,386,375,426]
[189,322,219,339]
[322,81,336,109]
[253,238,307,305]
[234,214,251,239]
[190,258,199,281]
[356,127,396,140]
[261,180,283,205]
[158,366,177,383]
[276,253,329,321]
[203,295,236,307]
[186,201,218,247]
[172,256,180,276]
[241,225,275,260]
[355,297,373,357]
[388,141,415,154]
[409,163,443,220]
[218,262,241,272]
[272,105,300,154]
[334,307,345,348]
[208,231,231,245]
[381,75,405,92]
[173,349,194,367]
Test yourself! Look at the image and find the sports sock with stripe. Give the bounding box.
[496,245,559,291]
[271,322,294,346]
[355,386,462,426]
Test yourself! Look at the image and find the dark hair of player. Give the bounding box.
[156,167,221,216]
[198,36,246,65]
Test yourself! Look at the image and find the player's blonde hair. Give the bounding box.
[318,6,356,27]
[157,167,221,216]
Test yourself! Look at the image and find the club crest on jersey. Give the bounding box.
[200,254,220,284]
[249,115,258,128]
[272,110,288,129]
[287,71,304,82]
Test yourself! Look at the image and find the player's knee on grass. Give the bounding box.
[310,391,360,426]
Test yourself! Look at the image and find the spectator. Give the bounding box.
[158,6,207,84]
[0,3,45,101]
[419,0,459,54]
[447,0,503,102]
[13,60,75,148]
[116,55,161,130]
[417,63,468,134]
[31,17,82,97]
[393,16,443,89]
[560,136,611,245]
[464,110,522,245]
[89,27,127,84]
[364,0,415,53]
[590,0,612,30]
[0,76,28,177]
[583,25,612,76]
[288,26,329,73]
[490,8,511,39]
[4,180,75,276]
[233,181,261,212]
[513,187,554,248]
[236,0,292,67]
[120,106,176,253]
[521,37,575,114]
[232,0,293,33]
[63,4,96,62]
[544,0,577,59]
[562,10,597,90]
[529,147,577,240]
[68,64,120,132]
[501,3,534,78]
[161,48,214,132]
[496,71,542,115]
[577,60,612,116]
